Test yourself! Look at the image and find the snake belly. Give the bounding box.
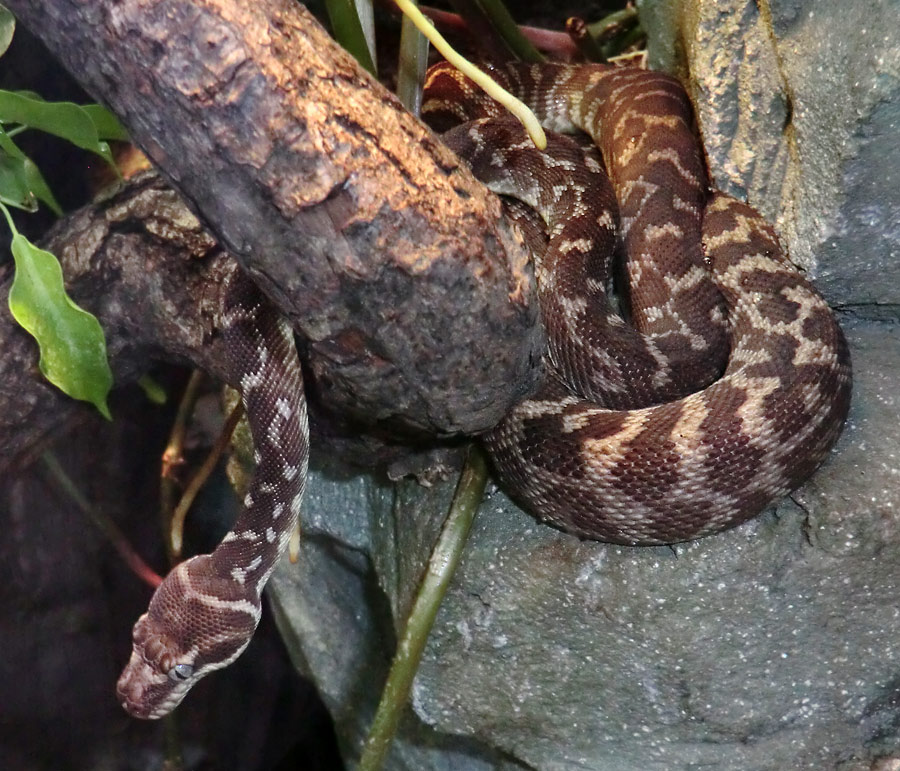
[425,61,852,545]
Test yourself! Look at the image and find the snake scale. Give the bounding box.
[117,275,309,717]
[117,61,852,717]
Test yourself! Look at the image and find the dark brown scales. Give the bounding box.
[117,275,309,718]
[426,61,729,403]
[426,63,851,545]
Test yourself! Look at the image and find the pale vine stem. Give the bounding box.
[392,0,547,149]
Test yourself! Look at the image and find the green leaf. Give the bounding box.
[0,90,117,167]
[8,233,113,418]
[0,149,36,211]
[0,4,14,59]
[0,129,62,214]
[138,374,167,405]
[325,0,377,76]
[0,93,127,142]
[80,104,130,142]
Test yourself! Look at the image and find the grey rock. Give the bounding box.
[269,2,900,769]
[271,322,900,770]
[640,0,900,304]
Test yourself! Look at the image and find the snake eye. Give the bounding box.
[168,663,195,682]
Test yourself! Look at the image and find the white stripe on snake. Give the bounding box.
[117,61,851,718]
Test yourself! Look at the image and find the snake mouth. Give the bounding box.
[118,695,154,720]
[117,681,156,720]
[116,649,191,720]
[117,677,191,720]
[117,670,156,719]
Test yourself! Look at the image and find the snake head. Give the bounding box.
[116,609,200,719]
[116,555,261,719]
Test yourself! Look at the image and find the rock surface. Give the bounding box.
[269,2,900,769]
[640,0,900,301]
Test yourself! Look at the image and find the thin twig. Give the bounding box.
[168,400,245,558]
[41,451,163,588]
[159,369,206,564]
[161,370,206,481]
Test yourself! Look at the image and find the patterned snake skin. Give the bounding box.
[117,275,309,718]
[424,61,852,544]
[117,60,852,718]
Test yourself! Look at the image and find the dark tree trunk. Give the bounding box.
[3,0,542,456]
[0,173,240,470]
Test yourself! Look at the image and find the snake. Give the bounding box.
[116,60,852,718]
[425,61,852,544]
[117,275,309,718]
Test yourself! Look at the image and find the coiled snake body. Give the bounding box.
[426,61,851,544]
[117,62,851,717]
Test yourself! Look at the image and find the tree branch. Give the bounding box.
[0,173,239,471]
[6,0,541,438]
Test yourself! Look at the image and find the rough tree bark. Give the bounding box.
[0,173,241,469]
[3,0,542,453]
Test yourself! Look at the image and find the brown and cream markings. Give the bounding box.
[117,276,308,718]
[425,61,851,544]
[117,60,851,718]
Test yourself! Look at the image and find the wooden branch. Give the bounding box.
[0,173,239,471]
[6,0,542,438]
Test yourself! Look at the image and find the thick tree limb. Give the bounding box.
[6,0,541,437]
[0,174,240,470]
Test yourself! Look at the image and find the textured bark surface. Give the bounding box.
[5,0,541,438]
[0,173,238,470]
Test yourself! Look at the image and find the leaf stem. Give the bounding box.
[358,445,488,770]
[0,199,18,235]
